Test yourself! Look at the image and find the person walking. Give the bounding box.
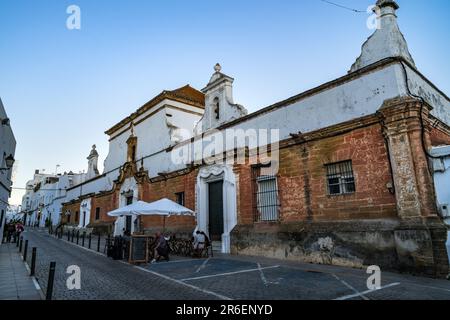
[15,223,24,242]
[6,223,15,243]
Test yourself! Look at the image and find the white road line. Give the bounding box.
[153,259,204,265]
[134,266,232,300]
[332,274,369,301]
[32,278,41,291]
[195,258,210,273]
[334,282,401,300]
[24,262,31,273]
[181,265,280,282]
[61,237,106,257]
[257,263,269,286]
[399,282,450,293]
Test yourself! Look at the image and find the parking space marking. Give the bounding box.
[332,274,369,300]
[195,258,210,273]
[257,263,269,286]
[134,266,232,300]
[334,282,401,300]
[400,282,450,293]
[181,265,280,282]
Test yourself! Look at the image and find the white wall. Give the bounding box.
[0,98,16,243]
[406,64,450,126]
[432,147,450,264]
[103,100,202,173]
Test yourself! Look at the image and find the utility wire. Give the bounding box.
[319,0,366,13]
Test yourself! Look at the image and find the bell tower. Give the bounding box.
[199,64,248,133]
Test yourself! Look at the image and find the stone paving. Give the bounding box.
[0,243,42,300]
[17,228,450,300]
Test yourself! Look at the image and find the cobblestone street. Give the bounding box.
[17,229,450,300]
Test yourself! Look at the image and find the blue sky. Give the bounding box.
[1,0,449,205]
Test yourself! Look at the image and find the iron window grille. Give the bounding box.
[252,165,280,222]
[326,160,356,195]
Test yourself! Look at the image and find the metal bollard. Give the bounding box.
[76,231,80,245]
[97,234,101,252]
[88,233,92,249]
[30,248,37,276]
[71,230,75,242]
[19,237,23,252]
[82,232,85,247]
[23,240,29,261]
[46,262,56,300]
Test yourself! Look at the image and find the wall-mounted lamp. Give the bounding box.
[1,118,10,126]
[0,154,15,172]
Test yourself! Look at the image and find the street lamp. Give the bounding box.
[0,154,15,172]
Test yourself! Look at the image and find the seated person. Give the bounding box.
[151,231,170,263]
[193,231,206,257]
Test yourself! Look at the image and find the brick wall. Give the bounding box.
[238,123,397,225]
[140,171,197,233]
[62,202,81,225]
[90,192,118,225]
[430,126,450,146]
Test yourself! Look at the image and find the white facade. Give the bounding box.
[22,171,86,227]
[0,98,16,244]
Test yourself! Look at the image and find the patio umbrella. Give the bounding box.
[139,198,195,231]
[107,199,194,231]
[107,201,157,217]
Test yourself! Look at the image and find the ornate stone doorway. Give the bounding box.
[196,164,237,253]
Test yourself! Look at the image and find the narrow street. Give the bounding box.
[19,229,450,300]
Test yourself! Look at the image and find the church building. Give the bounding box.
[61,0,450,277]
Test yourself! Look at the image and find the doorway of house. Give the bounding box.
[125,195,133,234]
[208,180,224,241]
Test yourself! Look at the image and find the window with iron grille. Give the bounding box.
[326,160,356,195]
[175,192,185,206]
[252,165,280,222]
[95,207,100,220]
[75,211,79,222]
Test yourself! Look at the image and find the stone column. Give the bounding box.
[379,97,449,277]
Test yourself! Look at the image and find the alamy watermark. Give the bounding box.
[66,265,81,290]
[171,128,280,175]
[366,265,382,290]
[66,5,81,30]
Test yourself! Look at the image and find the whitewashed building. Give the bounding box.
[0,98,16,244]
[43,0,450,276]
[22,170,87,227]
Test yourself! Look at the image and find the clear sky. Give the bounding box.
[1,0,449,205]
